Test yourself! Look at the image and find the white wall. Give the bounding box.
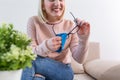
[0,0,38,32]
[0,0,120,60]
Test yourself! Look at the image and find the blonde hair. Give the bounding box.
[38,0,65,23]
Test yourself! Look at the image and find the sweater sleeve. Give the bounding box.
[27,17,50,57]
[70,33,89,64]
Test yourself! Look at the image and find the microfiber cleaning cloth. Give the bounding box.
[56,33,68,53]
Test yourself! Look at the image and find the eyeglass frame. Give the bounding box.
[52,12,82,38]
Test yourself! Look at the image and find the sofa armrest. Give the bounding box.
[84,42,100,63]
[83,59,120,80]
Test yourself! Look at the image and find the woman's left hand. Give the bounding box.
[77,19,90,36]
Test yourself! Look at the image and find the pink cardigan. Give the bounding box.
[27,16,89,64]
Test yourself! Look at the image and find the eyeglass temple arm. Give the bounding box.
[52,25,57,35]
[67,12,79,35]
[69,12,78,25]
[70,12,83,27]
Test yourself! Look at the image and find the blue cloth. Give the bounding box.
[21,56,74,80]
[56,33,68,53]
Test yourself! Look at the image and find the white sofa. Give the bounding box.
[72,42,120,80]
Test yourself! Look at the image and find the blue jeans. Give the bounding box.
[21,56,74,80]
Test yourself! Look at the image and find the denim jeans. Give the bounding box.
[21,56,74,80]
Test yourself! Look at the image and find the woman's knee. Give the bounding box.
[33,74,45,80]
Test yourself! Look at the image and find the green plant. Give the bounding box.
[0,23,36,71]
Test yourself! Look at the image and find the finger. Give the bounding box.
[53,44,61,50]
[85,25,90,34]
[54,40,61,45]
[83,22,90,26]
[78,21,85,27]
[75,18,84,26]
[52,37,60,42]
[83,26,90,35]
[81,20,89,27]
[83,22,90,31]
[78,28,84,34]
[52,38,61,45]
[58,40,61,44]
[55,36,61,41]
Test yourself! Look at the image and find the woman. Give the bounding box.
[21,0,90,80]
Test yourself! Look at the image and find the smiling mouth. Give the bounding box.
[52,7,62,11]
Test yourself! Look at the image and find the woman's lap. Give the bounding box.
[21,56,74,80]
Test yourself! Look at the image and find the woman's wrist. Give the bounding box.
[45,39,54,52]
[77,33,89,41]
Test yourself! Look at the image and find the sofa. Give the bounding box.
[71,42,120,80]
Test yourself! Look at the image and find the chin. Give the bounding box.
[54,13,62,17]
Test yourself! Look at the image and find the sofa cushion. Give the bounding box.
[71,57,84,74]
[99,64,120,80]
[84,59,120,80]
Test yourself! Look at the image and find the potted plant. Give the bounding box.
[0,23,36,80]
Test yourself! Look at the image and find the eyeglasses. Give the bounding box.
[52,12,81,39]
[52,12,81,53]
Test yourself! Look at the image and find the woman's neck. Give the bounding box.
[46,18,63,25]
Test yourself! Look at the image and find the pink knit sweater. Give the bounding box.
[27,16,89,64]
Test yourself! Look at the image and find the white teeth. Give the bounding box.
[53,8,60,12]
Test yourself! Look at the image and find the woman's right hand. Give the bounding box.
[46,36,62,51]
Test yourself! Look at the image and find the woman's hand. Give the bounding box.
[76,19,90,36]
[46,36,61,51]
